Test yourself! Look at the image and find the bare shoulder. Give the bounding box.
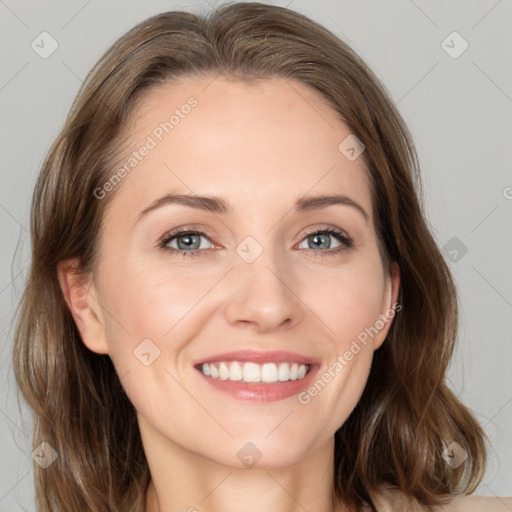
[432,495,512,512]
[367,485,512,512]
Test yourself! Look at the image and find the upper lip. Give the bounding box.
[194,349,320,367]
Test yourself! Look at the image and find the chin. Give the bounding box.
[199,433,319,470]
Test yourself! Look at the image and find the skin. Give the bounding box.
[57,74,505,512]
[374,487,512,512]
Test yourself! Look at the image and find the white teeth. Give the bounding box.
[218,362,229,380]
[261,363,278,383]
[243,362,261,383]
[277,362,289,381]
[199,361,310,383]
[228,361,243,381]
[210,364,219,378]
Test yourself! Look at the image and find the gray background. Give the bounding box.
[1,0,511,509]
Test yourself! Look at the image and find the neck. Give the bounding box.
[141,418,343,512]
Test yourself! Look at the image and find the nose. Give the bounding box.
[223,245,304,333]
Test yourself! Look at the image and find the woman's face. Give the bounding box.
[67,75,399,468]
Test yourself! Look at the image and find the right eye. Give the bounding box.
[159,229,215,257]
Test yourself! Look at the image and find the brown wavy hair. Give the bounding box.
[13,2,488,511]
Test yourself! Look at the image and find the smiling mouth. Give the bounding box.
[196,361,311,384]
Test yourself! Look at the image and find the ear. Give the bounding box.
[374,262,400,351]
[57,258,109,355]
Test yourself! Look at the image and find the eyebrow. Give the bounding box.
[135,193,369,224]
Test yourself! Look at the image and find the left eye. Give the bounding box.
[297,230,344,251]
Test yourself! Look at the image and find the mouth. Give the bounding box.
[193,350,320,402]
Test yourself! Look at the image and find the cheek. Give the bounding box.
[102,260,213,340]
[96,258,228,399]
[304,260,386,348]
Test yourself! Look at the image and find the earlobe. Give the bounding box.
[57,259,109,355]
[387,262,400,312]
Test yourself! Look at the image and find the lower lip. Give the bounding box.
[195,365,320,402]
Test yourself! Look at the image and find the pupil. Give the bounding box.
[178,234,199,250]
[311,234,329,249]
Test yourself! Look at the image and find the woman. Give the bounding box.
[12,2,510,511]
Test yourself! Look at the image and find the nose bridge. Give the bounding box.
[223,235,302,331]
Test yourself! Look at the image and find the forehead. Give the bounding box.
[104,75,373,223]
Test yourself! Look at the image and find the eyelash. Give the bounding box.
[158,226,354,258]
